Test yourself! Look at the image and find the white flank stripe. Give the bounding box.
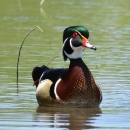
[54,78,61,100]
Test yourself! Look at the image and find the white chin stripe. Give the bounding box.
[62,37,84,59]
[64,47,83,59]
[54,78,61,100]
[65,38,84,59]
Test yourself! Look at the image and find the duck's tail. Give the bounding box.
[32,65,49,87]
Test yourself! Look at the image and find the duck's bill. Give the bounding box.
[82,39,97,51]
[90,45,97,50]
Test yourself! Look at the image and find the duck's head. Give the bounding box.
[62,26,96,61]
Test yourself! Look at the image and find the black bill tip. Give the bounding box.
[91,46,97,51]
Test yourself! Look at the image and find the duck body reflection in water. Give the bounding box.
[34,106,102,129]
[32,26,102,107]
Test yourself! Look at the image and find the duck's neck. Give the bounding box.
[69,58,92,83]
[69,58,86,68]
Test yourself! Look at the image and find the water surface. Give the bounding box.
[0,0,130,129]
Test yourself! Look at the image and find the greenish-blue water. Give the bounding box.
[0,0,130,129]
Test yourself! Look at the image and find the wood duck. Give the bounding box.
[32,26,102,107]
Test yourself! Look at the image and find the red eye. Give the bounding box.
[73,32,79,38]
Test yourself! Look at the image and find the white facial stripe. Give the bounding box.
[63,38,73,57]
[73,29,82,37]
[63,37,69,44]
[69,38,73,49]
[61,38,69,56]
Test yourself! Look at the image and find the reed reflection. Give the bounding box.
[40,0,47,18]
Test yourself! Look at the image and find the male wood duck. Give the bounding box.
[32,26,102,107]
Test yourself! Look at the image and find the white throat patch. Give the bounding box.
[64,38,84,59]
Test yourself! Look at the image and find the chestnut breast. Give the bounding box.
[55,66,102,106]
